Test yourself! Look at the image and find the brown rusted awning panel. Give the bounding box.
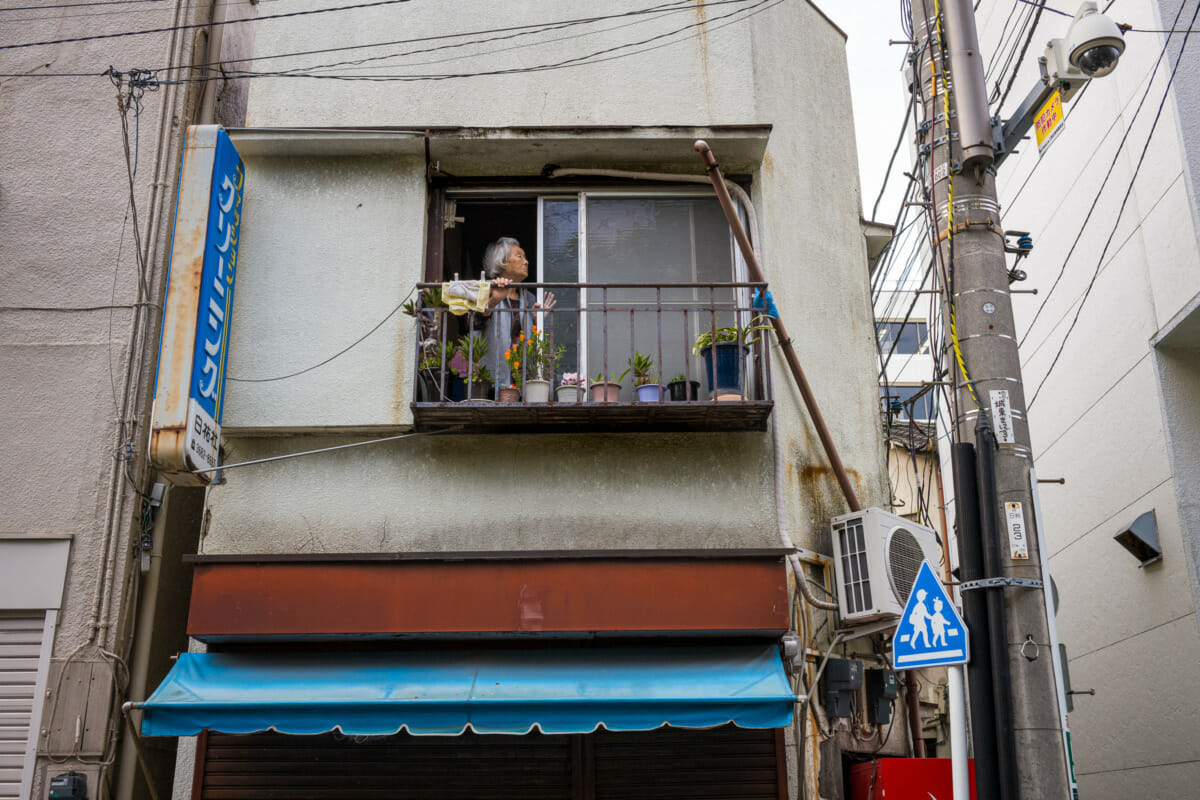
[187,555,788,640]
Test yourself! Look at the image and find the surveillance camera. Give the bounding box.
[1044,2,1126,97]
[1065,1,1126,77]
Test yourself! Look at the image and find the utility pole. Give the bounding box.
[909,1,1072,798]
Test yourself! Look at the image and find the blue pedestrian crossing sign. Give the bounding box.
[891,560,969,670]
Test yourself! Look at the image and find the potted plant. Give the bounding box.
[405,287,450,400]
[665,372,700,402]
[692,316,772,400]
[504,327,563,403]
[416,342,453,402]
[589,370,623,403]
[556,372,583,403]
[450,333,493,401]
[628,351,661,402]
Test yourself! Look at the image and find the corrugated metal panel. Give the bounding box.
[0,615,44,800]
[200,731,573,800]
[198,725,782,800]
[593,727,781,800]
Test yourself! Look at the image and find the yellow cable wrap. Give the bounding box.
[933,0,981,409]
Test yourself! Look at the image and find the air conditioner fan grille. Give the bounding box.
[887,528,926,603]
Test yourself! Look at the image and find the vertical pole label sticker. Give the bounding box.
[1005,501,1030,560]
[990,389,1015,444]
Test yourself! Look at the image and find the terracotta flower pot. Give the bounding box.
[497,386,521,403]
[589,381,621,403]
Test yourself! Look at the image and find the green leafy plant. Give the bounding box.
[418,342,451,373]
[402,286,446,317]
[451,333,490,382]
[692,315,774,354]
[668,373,687,384]
[593,367,629,385]
[627,351,657,387]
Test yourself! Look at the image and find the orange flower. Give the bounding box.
[513,361,520,369]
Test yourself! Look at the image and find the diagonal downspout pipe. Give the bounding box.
[695,140,862,514]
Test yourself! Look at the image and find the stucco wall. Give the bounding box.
[203,0,889,556]
[0,1,222,797]
[222,154,424,430]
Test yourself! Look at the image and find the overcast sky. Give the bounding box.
[824,1,912,223]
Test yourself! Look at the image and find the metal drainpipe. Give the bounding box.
[953,442,1000,800]
[115,488,170,800]
[197,0,227,125]
[905,671,927,758]
[975,414,1018,800]
[550,164,841,610]
[694,140,862,513]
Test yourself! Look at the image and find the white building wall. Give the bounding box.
[977,0,1200,793]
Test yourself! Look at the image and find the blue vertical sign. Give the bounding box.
[185,129,243,472]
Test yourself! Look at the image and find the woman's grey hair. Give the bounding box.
[482,237,520,279]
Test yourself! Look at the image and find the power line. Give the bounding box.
[0,0,271,25]
[0,0,744,80]
[0,0,413,52]
[1015,0,1071,17]
[228,286,415,383]
[1028,0,1200,408]
[1018,0,1189,348]
[995,0,1046,112]
[209,0,742,79]
[0,0,165,11]
[870,56,915,221]
[167,0,776,84]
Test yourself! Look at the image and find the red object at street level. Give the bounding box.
[848,758,977,800]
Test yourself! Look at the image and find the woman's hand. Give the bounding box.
[487,276,512,308]
[535,291,557,311]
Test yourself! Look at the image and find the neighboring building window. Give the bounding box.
[876,321,929,356]
[880,385,933,421]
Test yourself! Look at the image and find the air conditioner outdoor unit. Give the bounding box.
[830,508,942,624]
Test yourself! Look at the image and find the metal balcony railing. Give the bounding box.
[410,281,774,433]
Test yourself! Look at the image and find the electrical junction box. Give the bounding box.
[849,758,976,800]
[864,668,899,725]
[831,508,942,624]
[822,658,862,718]
[48,771,88,800]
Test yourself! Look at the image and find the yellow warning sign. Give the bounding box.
[1034,90,1065,155]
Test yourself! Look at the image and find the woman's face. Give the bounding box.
[499,245,529,282]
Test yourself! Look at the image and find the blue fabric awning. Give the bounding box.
[139,645,794,736]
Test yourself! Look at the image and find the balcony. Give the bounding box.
[409,281,774,433]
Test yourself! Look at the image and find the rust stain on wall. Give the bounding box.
[696,1,715,117]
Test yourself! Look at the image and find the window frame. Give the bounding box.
[440,185,751,386]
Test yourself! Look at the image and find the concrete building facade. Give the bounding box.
[135,2,906,799]
[973,0,1200,795]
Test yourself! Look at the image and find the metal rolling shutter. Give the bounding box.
[200,730,573,800]
[592,727,782,800]
[198,726,783,800]
[0,615,45,800]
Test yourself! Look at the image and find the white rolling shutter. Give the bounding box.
[0,613,52,800]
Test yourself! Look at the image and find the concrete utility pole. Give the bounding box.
[909,1,1072,798]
